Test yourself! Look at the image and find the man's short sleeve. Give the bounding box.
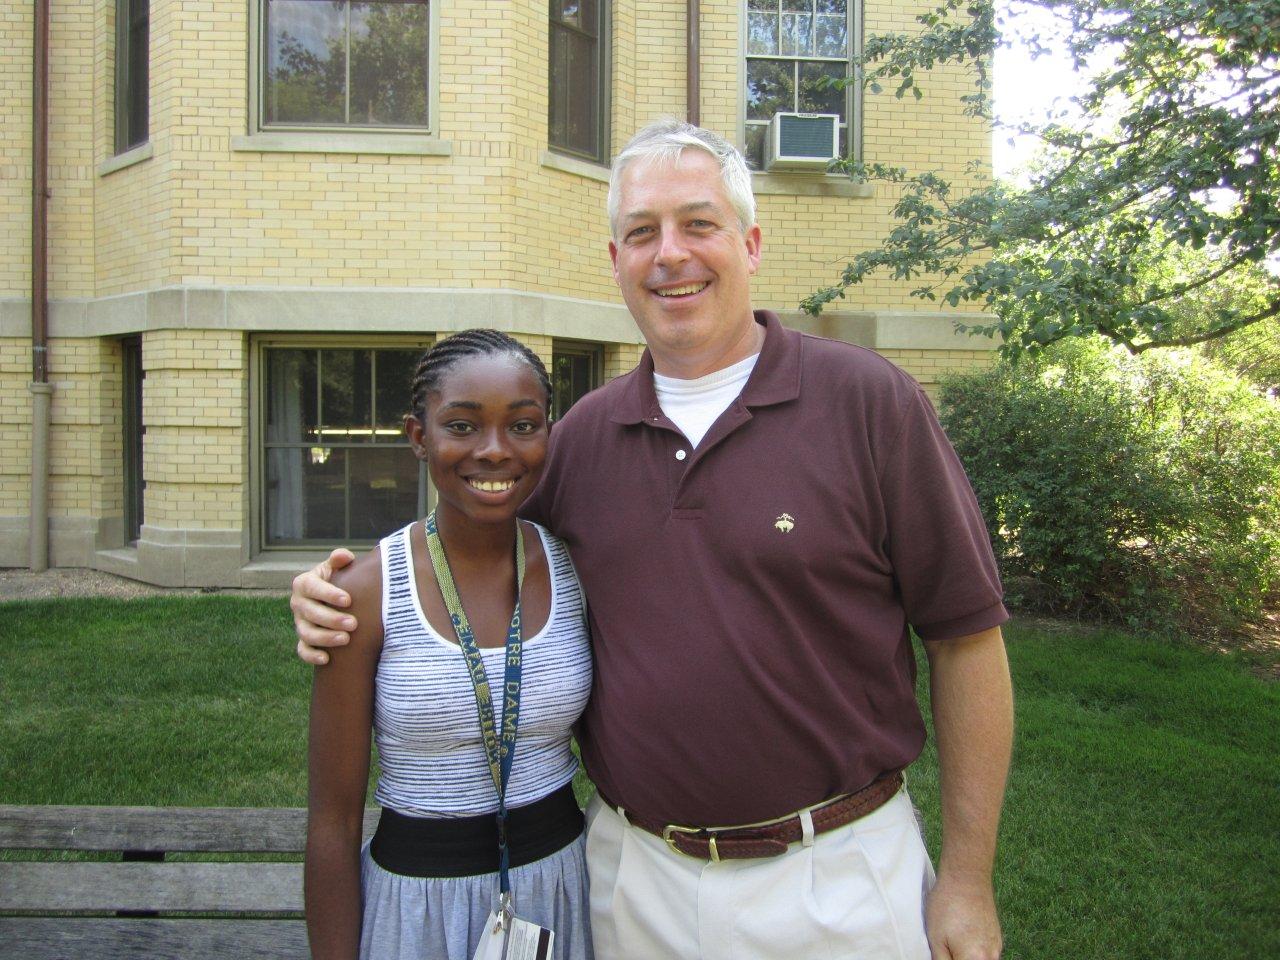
[878,386,1008,641]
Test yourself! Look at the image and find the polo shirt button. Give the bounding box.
[676,449,687,461]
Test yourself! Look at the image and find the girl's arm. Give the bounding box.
[304,548,384,960]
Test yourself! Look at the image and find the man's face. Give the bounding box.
[609,150,763,377]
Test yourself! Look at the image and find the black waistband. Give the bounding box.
[370,782,584,878]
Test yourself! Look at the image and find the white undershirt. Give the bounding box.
[652,353,760,448]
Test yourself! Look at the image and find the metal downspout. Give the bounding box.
[687,0,699,125]
[30,0,52,572]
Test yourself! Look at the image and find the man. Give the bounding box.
[293,120,1013,960]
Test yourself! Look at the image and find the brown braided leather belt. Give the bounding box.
[600,771,904,861]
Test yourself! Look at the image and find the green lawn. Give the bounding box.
[2,598,1276,958]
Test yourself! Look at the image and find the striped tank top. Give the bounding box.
[373,521,593,818]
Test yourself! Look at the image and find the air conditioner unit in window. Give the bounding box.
[764,112,840,171]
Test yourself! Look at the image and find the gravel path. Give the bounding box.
[0,568,285,601]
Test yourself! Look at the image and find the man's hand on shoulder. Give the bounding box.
[925,874,1002,960]
[291,549,358,665]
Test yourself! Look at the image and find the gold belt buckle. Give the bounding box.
[661,823,721,862]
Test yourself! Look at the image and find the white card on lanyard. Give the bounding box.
[472,911,555,960]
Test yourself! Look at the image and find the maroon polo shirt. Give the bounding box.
[522,311,1007,826]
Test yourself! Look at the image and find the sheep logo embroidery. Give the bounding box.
[774,513,795,533]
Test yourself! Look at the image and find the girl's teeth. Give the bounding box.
[470,479,514,492]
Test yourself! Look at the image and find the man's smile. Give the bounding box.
[653,282,710,298]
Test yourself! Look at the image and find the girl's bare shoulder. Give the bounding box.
[330,546,385,651]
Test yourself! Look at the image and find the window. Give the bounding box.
[261,0,430,128]
[549,0,609,162]
[551,342,603,420]
[121,337,144,544]
[114,0,149,153]
[261,345,427,546]
[744,0,857,169]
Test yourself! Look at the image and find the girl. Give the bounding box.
[304,330,593,960]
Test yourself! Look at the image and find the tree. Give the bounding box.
[803,0,1280,359]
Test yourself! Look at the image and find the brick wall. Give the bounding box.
[0,0,998,578]
[141,330,246,529]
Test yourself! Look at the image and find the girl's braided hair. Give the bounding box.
[409,329,552,419]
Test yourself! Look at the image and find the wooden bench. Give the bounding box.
[0,804,378,960]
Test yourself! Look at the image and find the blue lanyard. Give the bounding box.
[423,511,526,900]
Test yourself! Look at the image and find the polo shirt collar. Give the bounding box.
[609,309,802,425]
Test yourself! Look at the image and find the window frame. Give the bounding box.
[248,0,441,137]
[548,0,612,165]
[120,336,145,545]
[550,340,604,421]
[739,0,863,172]
[250,335,435,556]
[113,0,149,155]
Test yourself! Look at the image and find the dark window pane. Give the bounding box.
[744,123,768,169]
[746,10,778,56]
[815,13,847,57]
[320,349,373,437]
[375,349,421,431]
[349,2,429,126]
[554,0,586,31]
[558,0,597,35]
[264,0,346,124]
[266,349,319,443]
[115,0,149,152]
[263,345,427,546]
[266,447,346,542]
[126,0,149,148]
[349,447,421,539]
[551,351,597,420]
[816,0,845,13]
[781,0,809,12]
[799,60,846,120]
[549,26,599,157]
[781,12,813,56]
[746,59,795,121]
[747,0,774,9]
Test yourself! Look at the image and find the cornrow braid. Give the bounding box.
[409,329,552,419]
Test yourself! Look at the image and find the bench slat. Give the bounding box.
[0,917,309,960]
[0,862,303,913]
[0,805,379,852]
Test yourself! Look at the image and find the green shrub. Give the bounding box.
[939,341,1280,634]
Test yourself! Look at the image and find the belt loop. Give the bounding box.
[799,808,815,847]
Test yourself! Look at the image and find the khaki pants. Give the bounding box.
[585,789,934,960]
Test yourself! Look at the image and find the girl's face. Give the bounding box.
[405,355,549,527]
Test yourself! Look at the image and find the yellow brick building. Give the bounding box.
[2,0,995,586]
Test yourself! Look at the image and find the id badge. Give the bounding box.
[472,910,555,960]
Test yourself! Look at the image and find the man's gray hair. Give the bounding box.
[607,119,756,239]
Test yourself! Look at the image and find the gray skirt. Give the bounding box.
[359,833,593,960]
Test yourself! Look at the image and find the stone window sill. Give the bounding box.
[231,132,453,156]
[752,172,874,198]
[540,151,611,183]
[98,142,153,177]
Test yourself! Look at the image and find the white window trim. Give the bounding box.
[245,0,444,154]
[738,0,864,176]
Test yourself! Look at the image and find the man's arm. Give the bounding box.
[292,549,359,665]
[922,625,1013,960]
